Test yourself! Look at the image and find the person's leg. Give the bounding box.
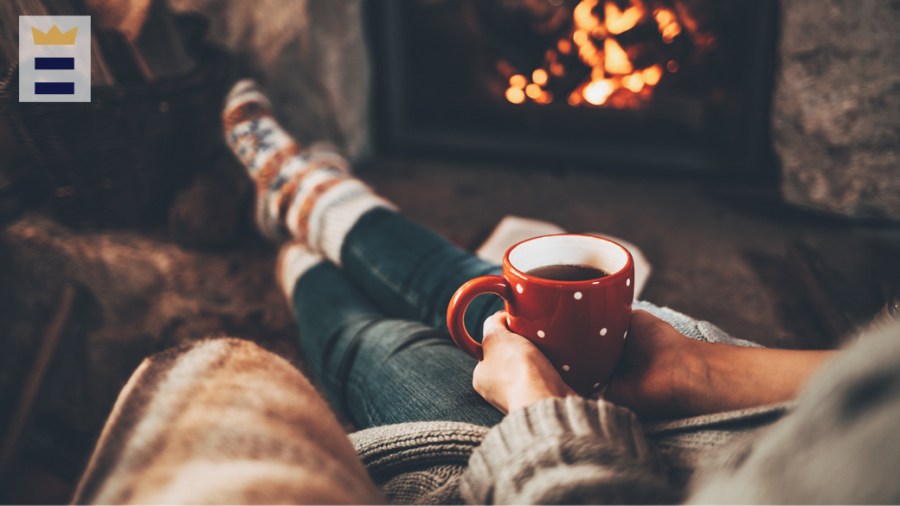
[339,208,504,336]
[73,338,383,504]
[223,81,503,338]
[222,80,756,345]
[280,244,504,428]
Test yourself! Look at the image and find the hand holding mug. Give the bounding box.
[448,234,635,394]
[473,311,576,413]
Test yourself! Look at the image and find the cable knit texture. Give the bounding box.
[350,421,489,504]
[459,397,674,504]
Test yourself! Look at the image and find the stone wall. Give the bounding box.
[169,0,371,160]
[773,0,900,221]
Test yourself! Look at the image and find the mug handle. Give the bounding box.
[447,275,511,361]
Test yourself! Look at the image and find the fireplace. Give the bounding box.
[367,0,778,179]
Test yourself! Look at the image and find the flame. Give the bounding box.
[622,73,645,93]
[654,8,674,26]
[604,38,633,74]
[573,29,589,47]
[509,74,527,88]
[642,65,662,86]
[583,79,615,105]
[568,91,583,106]
[525,83,542,99]
[502,0,695,108]
[506,87,526,104]
[661,23,681,42]
[573,0,600,31]
[655,8,681,42]
[605,1,644,35]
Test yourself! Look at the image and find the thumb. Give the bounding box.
[482,311,510,342]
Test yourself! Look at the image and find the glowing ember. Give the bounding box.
[506,87,526,104]
[532,69,549,86]
[583,79,615,105]
[604,38,633,75]
[501,0,708,109]
[509,74,527,88]
[642,65,663,86]
[622,73,645,93]
[654,8,682,43]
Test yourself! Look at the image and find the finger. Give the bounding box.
[482,311,510,341]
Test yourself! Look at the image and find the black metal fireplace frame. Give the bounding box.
[366,0,779,181]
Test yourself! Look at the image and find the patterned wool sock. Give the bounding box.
[223,79,394,264]
[276,241,325,302]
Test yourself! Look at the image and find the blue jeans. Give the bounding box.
[291,208,743,429]
[293,208,506,428]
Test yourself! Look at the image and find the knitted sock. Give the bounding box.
[223,79,394,264]
[276,241,325,301]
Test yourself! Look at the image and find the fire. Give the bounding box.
[509,74,527,88]
[605,2,643,35]
[505,87,525,104]
[642,65,663,86]
[573,0,600,31]
[604,38,633,75]
[583,79,615,105]
[502,0,700,109]
[654,8,682,42]
[622,73,645,93]
[532,69,549,86]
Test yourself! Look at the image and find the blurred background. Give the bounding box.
[1,0,898,502]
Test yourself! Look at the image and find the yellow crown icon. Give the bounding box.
[31,25,78,45]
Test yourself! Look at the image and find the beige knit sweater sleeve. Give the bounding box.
[460,396,674,504]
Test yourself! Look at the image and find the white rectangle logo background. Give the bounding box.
[19,16,91,102]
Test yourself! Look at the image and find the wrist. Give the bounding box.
[506,378,574,412]
[670,339,719,415]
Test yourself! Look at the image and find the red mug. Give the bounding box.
[447,234,634,394]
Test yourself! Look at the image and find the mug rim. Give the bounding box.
[503,233,634,287]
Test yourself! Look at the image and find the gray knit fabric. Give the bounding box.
[350,400,788,504]
[632,301,760,347]
[688,320,900,504]
[644,403,792,490]
[460,396,674,504]
[350,421,488,504]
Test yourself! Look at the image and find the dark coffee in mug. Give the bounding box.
[527,264,609,282]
